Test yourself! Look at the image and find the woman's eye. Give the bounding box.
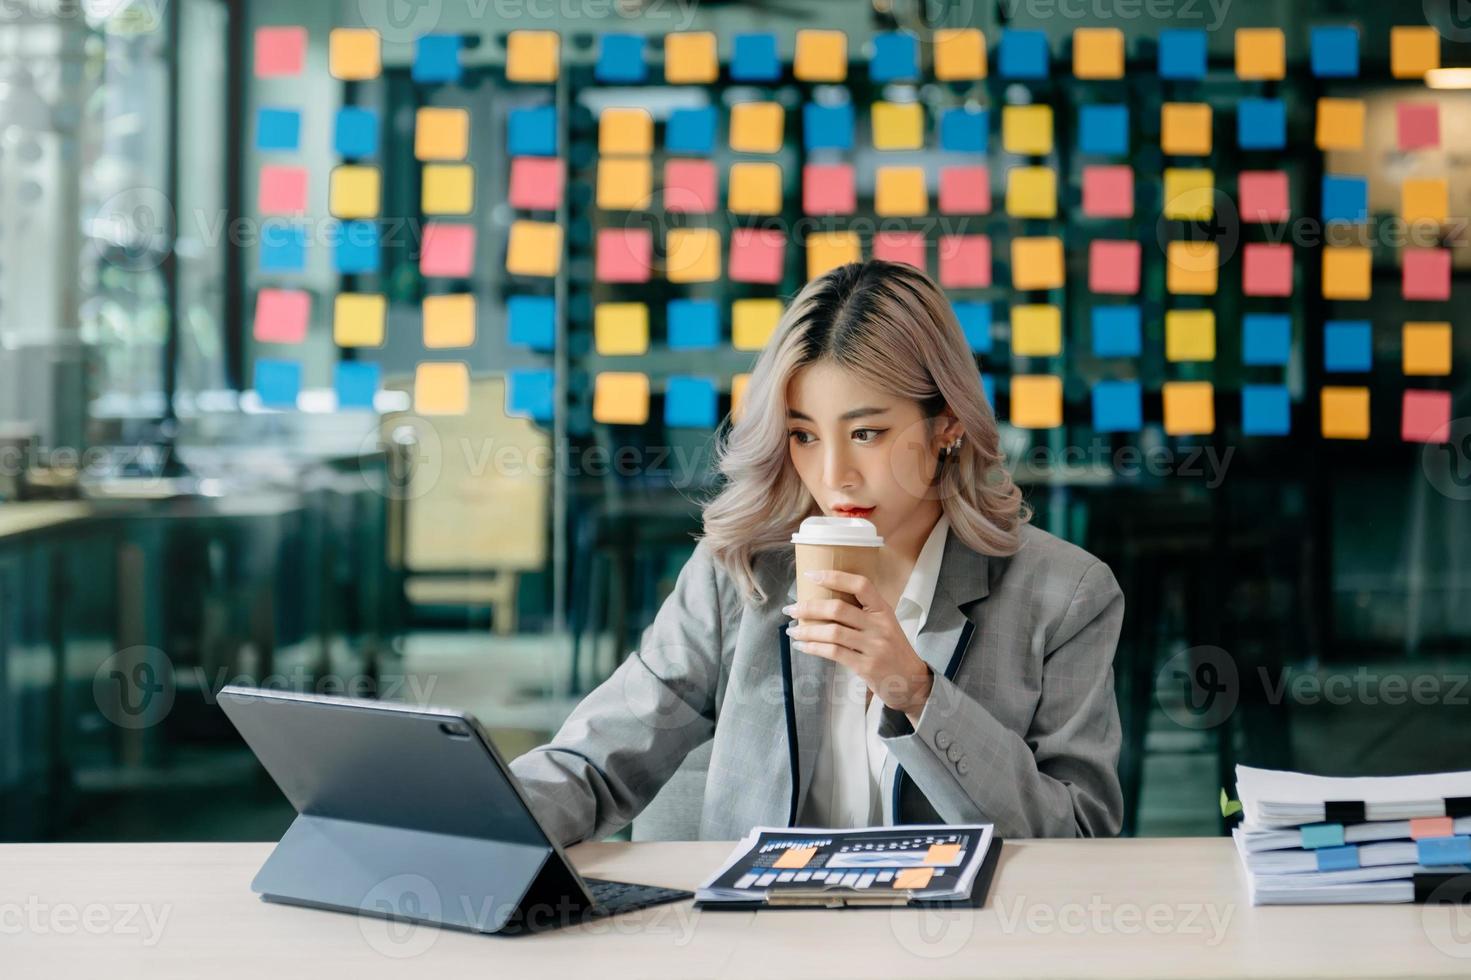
[852,428,886,444]
[788,430,814,445]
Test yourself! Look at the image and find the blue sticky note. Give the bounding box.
[804,101,855,152]
[1238,98,1285,150]
[596,33,646,83]
[1078,105,1129,156]
[1315,845,1360,872]
[871,32,920,82]
[334,221,381,274]
[1311,26,1359,78]
[940,107,988,153]
[334,361,380,410]
[1418,835,1471,867]
[508,105,558,157]
[1158,29,1207,79]
[1322,175,1368,224]
[1242,385,1290,436]
[665,376,718,429]
[260,224,307,273]
[1324,320,1372,372]
[981,374,996,410]
[1299,823,1346,849]
[507,368,555,423]
[666,106,716,155]
[999,29,1049,79]
[1092,381,1142,433]
[1243,314,1291,366]
[257,108,301,151]
[668,299,720,350]
[731,32,780,82]
[1092,306,1141,357]
[953,301,992,354]
[254,358,301,408]
[334,107,379,158]
[507,296,556,352]
[413,34,462,84]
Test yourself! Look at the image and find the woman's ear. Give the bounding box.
[931,410,965,453]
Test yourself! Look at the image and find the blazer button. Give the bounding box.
[957,760,970,776]
[947,745,962,763]
[935,731,952,750]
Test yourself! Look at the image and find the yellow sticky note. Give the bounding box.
[422,164,475,215]
[925,843,962,865]
[872,102,924,150]
[593,372,650,425]
[807,231,861,281]
[728,162,783,215]
[774,846,816,870]
[1161,103,1212,156]
[415,362,470,417]
[893,867,935,890]
[1163,381,1215,435]
[1402,178,1448,224]
[1006,166,1056,219]
[1391,26,1439,79]
[1403,322,1452,376]
[1162,168,1214,221]
[594,303,649,355]
[664,31,717,83]
[506,220,563,278]
[795,29,846,82]
[1073,27,1124,79]
[596,158,653,211]
[666,228,720,284]
[1315,99,1365,151]
[1166,309,1216,361]
[1321,386,1369,439]
[1322,247,1371,301]
[330,165,380,219]
[415,108,470,161]
[1009,375,1063,429]
[1011,237,1064,290]
[599,108,654,156]
[333,293,386,348]
[1166,241,1219,295]
[731,373,752,418]
[730,102,784,154]
[875,167,928,217]
[1235,28,1285,80]
[732,300,783,351]
[329,28,381,81]
[1002,105,1052,156]
[507,30,559,83]
[423,294,476,349]
[934,28,986,80]
[1011,304,1062,357]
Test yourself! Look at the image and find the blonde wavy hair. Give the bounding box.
[701,260,1029,602]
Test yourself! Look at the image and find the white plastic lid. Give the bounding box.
[790,517,883,547]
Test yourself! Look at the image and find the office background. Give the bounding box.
[1,0,1468,844]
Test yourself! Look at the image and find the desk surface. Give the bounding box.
[4,837,1468,979]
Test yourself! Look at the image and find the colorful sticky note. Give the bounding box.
[668,299,720,350]
[731,374,752,418]
[330,28,381,81]
[335,107,378,158]
[1397,103,1440,151]
[508,157,564,211]
[732,299,784,350]
[1009,375,1062,428]
[1243,314,1291,366]
[1161,103,1211,156]
[939,165,990,215]
[1236,28,1285,80]
[595,228,652,283]
[335,221,381,274]
[998,29,1049,79]
[415,362,470,417]
[1402,390,1452,444]
[666,227,721,284]
[775,843,819,870]
[731,32,780,82]
[596,157,652,211]
[1088,240,1140,295]
[1092,306,1141,357]
[1242,385,1290,436]
[1158,29,1206,79]
[1005,166,1055,219]
[1073,28,1123,79]
[259,165,307,215]
[873,231,925,270]
[666,107,716,155]
[593,372,650,425]
[665,376,718,429]
[794,30,846,82]
[507,369,555,423]
[807,231,861,280]
[940,107,987,152]
[594,302,649,355]
[422,294,476,349]
[1011,305,1061,357]
[330,165,380,219]
[1311,26,1359,78]
[259,224,306,273]
[803,163,856,215]
[804,102,855,152]
[1321,386,1370,439]
[1320,174,1366,225]
[1238,171,1289,224]
[938,235,992,288]
[254,26,306,78]
[728,162,783,215]
[935,28,986,80]
[596,34,646,84]
[334,362,380,411]
[1163,381,1214,435]
[413,35,463,85]
[872,102,924,150]
[506,30,559,83]
[664,159,717,214]
[730,102,785,154]
[1162,168,1214,221]
[1078,104,1128,156]
[1081,165,1133,219]
[1322,247,1371,301]
[1011,237,1063,290]
[1402,178,1449,224]
[664,32,717,83]
[1166,241,1219,295]
[1391,26,1439,79]
[333,293,386,348]
[508,105,557,157]
[1238,98,1285,151]
[254,358,301,408]
[600,108,654,156]
[1002,105,1052,156]
[1242,243,1293,297]
[422,164,475,216]
[1166,309,1215,361]
[871,32,920,82]
[1315,99,1365,151]
[1403,248,1451,301]
[415,108,470,162]
[508,296,555,351]
[729,227,786,285]
[1324,320,1372,372]
[953,301,992,353]
[1093,381,1142,433]
[253,289,310,344]
[876,167,928,216]
[504,221,559,278]
[1403,322,1452,376]
[257,107,300,151]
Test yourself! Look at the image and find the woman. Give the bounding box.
[511,260,1125,845]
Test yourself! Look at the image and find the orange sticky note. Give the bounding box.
[934,28,986,80]
[1163,381,1214,435]
[422,294,476,349]
[925,843,962,865]
[506,220,563,278]
[1411,817,1456,840]
[1391,26,1439,79]
[1011,305,1062,357]
[1402,178,1448,224]
[1162,169,1213,221]
[415,362,470,416]
[421,164,475,215]
[1235,28,1285,80]
[1161,103,1212,156]
[807,231,861,280]
[1316,99,1365,151]
[596,157,653,211]
[1002,105,1052,156]
[330,28,381,81]
[600,108,654,155]
[1166,309,1216,362]
[666,228,721,284]
[731,373,752,418]
[594,303,649,355]
[875,167,928,216]
[774,846,817,870]
[333,293,386,348]
[728,162,783,215]
[1011,237,1064,290]
[1403,322,1452,376]
[664,32,717,83]
[1166,241,1219,296]
[732,299,783,350]
[1321,386,1369,439]
[872,102,924,150]
[593,372,650,425]
[415,108,470,161]
[1073,28,1124,79]
[795,30,846,82]
[1006,166,1056,219]
[730,102,784,154]
[330,165,381,219]
[507,31,559,83]
[1009,375,1063,429]
[1322,247,1371,301]
[893,867,934,890]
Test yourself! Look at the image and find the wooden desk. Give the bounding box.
[4,838,1469,978]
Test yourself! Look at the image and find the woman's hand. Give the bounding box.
[782,569,934,726]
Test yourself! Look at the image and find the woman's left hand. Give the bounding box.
[782,569,934,725]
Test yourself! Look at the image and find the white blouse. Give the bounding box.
[798,514,950,828]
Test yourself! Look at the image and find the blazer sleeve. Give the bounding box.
[877,559,1125,839]
[508,541,725,847]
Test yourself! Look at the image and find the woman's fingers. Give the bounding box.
[788,621,864,650]
[802,570,886,611]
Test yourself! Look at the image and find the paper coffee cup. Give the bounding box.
[791,517,882,621]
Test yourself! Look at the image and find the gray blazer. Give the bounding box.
[510,523,1126,845]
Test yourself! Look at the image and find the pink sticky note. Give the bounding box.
[259,165,308,215]
[938,166,991,215]
[873,231,926,270]
[729,227,786,284]
[1081,165,1133,218]
[664,160,717,214]
[1403,247,1452,301]
[937,235,991,288]
[255,26,307,77]
[596,228,653,283]
[420,223,477,278]
[1402,390,1452,444]
[1088,240,1140,295]
[253,288,310,344]
[803,163,856,216]
[1238,171,1289,224]
[1242,243,1293,297]
[508,157,564,211]
[1397,102,1440,151]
